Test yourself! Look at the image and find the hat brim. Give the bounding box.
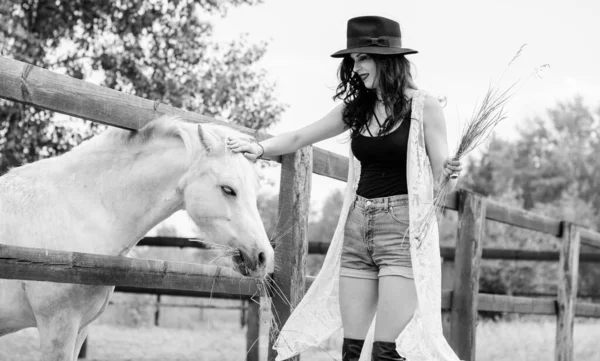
[330,46,418,58]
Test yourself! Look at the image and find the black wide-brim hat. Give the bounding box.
[331,16,418,58]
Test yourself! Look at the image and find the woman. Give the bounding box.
[227,16,462,361]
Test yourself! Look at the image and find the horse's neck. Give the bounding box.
[59,133,188,253]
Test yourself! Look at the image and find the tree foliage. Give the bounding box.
[467,96,600,215]
[0,0,285,174]
[463,96,600,301]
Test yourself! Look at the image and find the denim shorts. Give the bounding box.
[340,194,413,279]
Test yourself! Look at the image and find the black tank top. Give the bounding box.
[351,114,411,199]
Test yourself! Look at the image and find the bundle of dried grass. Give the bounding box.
[412,46,549,246]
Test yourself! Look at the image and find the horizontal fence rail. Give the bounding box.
[0,244,260,297]
[0,56,349,181]
[438,291,600,317]
[0,243,317,296]
[3,241,597,319]
[442,193,600,249]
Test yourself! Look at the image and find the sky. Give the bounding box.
[209,0,600,212]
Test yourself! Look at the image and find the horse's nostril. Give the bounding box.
[258,252,266,266]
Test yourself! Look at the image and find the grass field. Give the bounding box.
[1,309,598,361]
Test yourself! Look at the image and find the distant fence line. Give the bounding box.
[1,56,600,361]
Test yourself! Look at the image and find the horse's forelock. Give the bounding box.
[128,116,260,189]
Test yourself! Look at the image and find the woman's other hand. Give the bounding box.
[227,137,264,162]
[443,158,462,179]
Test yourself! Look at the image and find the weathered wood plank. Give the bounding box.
[556,222,580,361]
[246,297,261,361]
[574,302,600,318]
[0,56,349,181]
[484,198,562,236]
[443,191,563,235]
[114,286,253,300]
[440,247,600,262]
[580,228,600,249]
[312,148,348,182]
[444,291,600,317]
[0,57,238,131]
[138,237,209,249]
[450,190,486,361]
[0,244,260,296]
[478,294,556,314]
[117,276,315,299]
[268,147,312,361]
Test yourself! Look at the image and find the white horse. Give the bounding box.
[0,115,274,361]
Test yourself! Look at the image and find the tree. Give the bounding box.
[465,97,600,300]
[0,0,286,175]
[467,96,600,215]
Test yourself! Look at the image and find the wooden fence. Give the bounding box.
[1,56,600,361]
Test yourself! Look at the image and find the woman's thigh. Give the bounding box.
[339,276,378,340]
[374,275,417,342]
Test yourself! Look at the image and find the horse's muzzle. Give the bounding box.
[232,249,268,278]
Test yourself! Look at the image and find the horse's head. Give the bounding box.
[177,123,273,278]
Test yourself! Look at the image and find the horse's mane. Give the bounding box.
[96,116,255,166]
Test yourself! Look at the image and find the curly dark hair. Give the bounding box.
[333,54,414,137]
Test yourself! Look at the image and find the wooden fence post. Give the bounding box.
[450,190,486,361]
[246,297,261,361]
[268,147,312,361]
[555,222,580,361]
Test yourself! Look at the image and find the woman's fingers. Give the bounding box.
[227,139,261,162]
[227,139,251,153]
[444,158,462,179]
[233,144,251,153]
[446,165,462,172]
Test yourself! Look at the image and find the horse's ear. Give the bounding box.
[197,124,220,155]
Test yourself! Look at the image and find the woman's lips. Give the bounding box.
[360,73,369,81]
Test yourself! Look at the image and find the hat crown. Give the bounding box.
[346,16,401,39]
[330,15,417,58]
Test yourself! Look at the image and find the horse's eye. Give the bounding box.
[221,186,237,197]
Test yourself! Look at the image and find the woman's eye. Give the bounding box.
[221,186,237,197]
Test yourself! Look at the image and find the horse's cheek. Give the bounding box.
[185,189,228,220]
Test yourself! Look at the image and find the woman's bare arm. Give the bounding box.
[423,94,460,191]
[228,104,347,160]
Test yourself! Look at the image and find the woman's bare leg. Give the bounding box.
[339,276,378,339]
[374,275,417,341]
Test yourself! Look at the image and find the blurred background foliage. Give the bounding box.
[0,0,285,175]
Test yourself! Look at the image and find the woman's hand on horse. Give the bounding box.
[443,158,462,179]
[227,137,263,161]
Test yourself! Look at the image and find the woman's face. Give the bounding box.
[351,53,378,89]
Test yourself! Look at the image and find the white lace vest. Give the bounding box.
[273,90,462,361]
